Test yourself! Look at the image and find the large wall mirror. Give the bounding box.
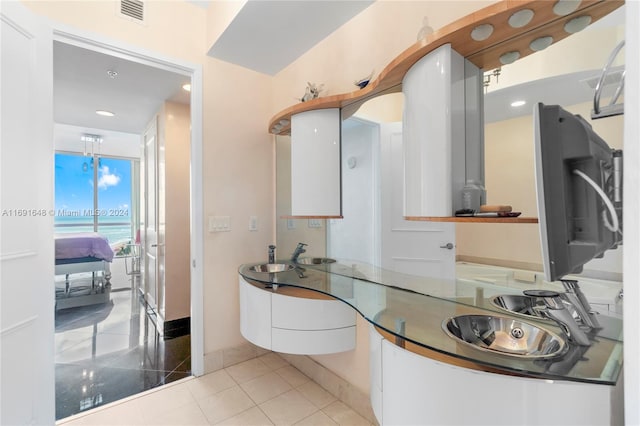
[276,5,625,281]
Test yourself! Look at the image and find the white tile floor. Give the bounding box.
[57,353,374,426]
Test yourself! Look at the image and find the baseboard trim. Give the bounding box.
[164,316,190,339]
[457,255,543,272]
[203,341,270,374]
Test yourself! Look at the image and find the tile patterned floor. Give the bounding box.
[57,354,374,426]
[55,258,191,420]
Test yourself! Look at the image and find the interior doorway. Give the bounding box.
[51,31,203,420]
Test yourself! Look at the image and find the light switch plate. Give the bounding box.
[287,219,296,230]
[209,215,231,232]
[308,219,322,228]
[249,216,258,231]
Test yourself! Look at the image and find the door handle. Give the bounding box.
[151,243,165,247]
[440,243,454,250]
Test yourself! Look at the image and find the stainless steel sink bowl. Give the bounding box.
[296,257,337,265]
[443,314,566,359]
[490,294,547,319]
[249,263,294,273]
[490,294,578,321]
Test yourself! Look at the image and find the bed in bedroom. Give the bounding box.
[55,232,114,310]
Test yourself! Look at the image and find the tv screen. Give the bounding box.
[533,103,622,282]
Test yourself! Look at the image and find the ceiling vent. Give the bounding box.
[119,0,145,23]
[580,68,624,90]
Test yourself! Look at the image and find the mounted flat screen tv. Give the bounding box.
[533,103,622,282]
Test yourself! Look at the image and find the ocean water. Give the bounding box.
[54,215,133,248]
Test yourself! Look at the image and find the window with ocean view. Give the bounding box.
[55,153,134,256]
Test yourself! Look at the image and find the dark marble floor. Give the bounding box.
[55,279,191,420]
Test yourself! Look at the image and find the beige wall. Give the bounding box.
[25,0,274,355]
[271,0,496,395]
[272,0,496,114]
[162,101,191,322]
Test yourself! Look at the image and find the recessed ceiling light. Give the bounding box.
[553,0,581,16]
[470,24,494,41]
[564,15,592,33]
[511,100,526,107]
[96,110,115,117]
[182,83,191,92]
[530,36,554,51]
[499,51,520,65]
[508,9,534,28]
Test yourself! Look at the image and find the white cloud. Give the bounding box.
[98,165,120,189]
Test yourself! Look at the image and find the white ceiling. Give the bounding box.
[207,0,375,76]
[484,68,624,123]
[52,1,374,143]
[53,41,190,139]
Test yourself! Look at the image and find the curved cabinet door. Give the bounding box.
[239,276,356,355]
[271,327,355,355]
[371,327,621,425]
[239,277,272,350]
[272,292,355,330]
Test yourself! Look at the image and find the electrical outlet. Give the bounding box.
[287,219,296,230]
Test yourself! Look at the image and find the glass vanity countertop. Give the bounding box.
[239,259,623,386]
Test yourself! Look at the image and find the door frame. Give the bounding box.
[52,24,204,376]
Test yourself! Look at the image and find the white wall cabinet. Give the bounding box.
[290,108,342,217]
[403,44,485,216]
[239,276,355,354]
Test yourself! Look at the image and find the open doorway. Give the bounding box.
[51,39,198,420]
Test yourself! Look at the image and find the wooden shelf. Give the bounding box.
[281,215,344,219]
[268,0,623,134]
[405,216,539,224]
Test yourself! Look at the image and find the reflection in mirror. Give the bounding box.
[275,135,328,261]
[275,5,625,282]
[460,5,625,281]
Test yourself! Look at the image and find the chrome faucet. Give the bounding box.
[268,245,276,264]
[523,289,591,346]
[560,279,601,330]
[291,242,307,262]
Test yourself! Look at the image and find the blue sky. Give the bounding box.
[54,153,132,216]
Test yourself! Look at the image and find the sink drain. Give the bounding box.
[511,327,524,339]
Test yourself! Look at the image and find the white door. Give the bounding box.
[1,2,55,424]
[142,116,165,321]
[380,123,456,288]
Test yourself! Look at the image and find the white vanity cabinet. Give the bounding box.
[239,276,356,354]
[369,325,623,425]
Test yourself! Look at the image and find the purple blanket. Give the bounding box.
[55,232,114,262]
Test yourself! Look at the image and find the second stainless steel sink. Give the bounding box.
[250,263,294,273]
[490,294,547,318]
[296,257,337,265]
[443,314,566,359]
[490,294,579,322]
